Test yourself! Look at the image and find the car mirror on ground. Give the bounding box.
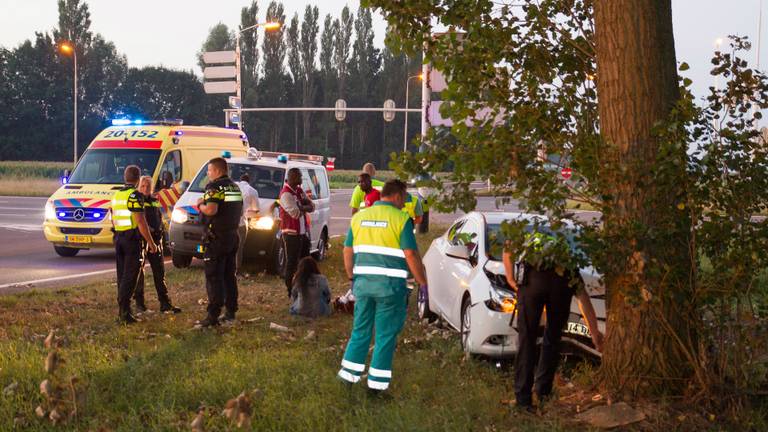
[445,244,471,261]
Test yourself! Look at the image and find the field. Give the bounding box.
[0,232,583,432]
[0,162,397,197]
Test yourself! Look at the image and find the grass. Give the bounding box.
[0,231,578,432]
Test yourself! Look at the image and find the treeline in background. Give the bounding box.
[0,0,423,170]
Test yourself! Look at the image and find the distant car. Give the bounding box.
[168,149,331,272]
[419,211,605,358]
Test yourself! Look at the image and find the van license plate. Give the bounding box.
[66,235,91,244]
[565,322,591,337]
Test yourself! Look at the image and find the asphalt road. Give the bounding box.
[0,190,528,293]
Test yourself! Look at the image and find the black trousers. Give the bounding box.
[134,232,170,306]
[115,230,144,316]
[204,230,239,318]
[514,268,575,406]
[283,233,310,295]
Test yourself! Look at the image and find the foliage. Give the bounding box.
[368,0,768,404]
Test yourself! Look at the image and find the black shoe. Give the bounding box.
[135,301,147,313]
[119,313,140,324]
[195,316,219,328]
[366,387,394,401]
[512,401,536,415]
[160,303,182,314]
[219,311,236,323]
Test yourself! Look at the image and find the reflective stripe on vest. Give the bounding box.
[111,187,139,231]
[350,204,410,279]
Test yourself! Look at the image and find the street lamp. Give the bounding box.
[235,21,280,130]
[403,73,423,152]
[58,41,78,165]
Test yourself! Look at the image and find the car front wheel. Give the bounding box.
[171,252,192,268]
[53,246,79,257]
[460,295,472,353]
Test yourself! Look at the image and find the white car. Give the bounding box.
[168,148,331,272]
[419,211,606,358]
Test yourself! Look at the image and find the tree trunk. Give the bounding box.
[594,0,695,397]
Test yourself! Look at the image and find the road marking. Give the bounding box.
[0,212,29,216]
[0,259,173,291]
[330,234,342,239]
[331,217,352,220]
[0,224,42,232]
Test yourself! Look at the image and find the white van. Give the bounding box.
[168,149,331,273]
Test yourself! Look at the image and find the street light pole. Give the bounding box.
[236,21,280,131]
[58,41,78,165]
[403,74,422,152]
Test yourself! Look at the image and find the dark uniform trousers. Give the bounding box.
[204,230,239,318]
[282,233,310,295]
[514,267,576,406]
[134,231,170,306]
[115,229,144,315]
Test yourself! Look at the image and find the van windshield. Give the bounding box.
[189,163,286,200]
[68,149,161,184]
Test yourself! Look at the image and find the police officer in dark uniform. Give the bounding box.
[110,165,158,324]
[195,157,243,327]
[503,232,581,411]
[133,176,181,314]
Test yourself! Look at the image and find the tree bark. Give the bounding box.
[594,0,695,396]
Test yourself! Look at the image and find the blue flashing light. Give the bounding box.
[93,212,101,218]
[277,154,288,163]
[111,119,131,126]
[61,176,68,185]
[174,131,184,136]
[133,119,143,125]
[221,150,232,159]
[58,212,66,218]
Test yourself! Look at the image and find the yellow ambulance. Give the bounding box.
[43,119,249,257]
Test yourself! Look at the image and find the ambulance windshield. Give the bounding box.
[68,149,161,184]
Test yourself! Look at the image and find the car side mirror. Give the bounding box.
[178,181,190,194]
[446,244,471,261]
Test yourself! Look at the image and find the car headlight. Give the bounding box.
[250,216,274,230]
[171,208,188,224]
[44,202,56,221]
[484,269,517,313]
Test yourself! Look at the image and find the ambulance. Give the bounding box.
[43,119,249,257]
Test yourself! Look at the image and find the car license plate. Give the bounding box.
[66,235,91,244]
[565,322,591,337]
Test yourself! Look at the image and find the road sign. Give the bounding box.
[202,50,237,64]
[229,96,241,109]
[561,167,573,180]
[228,111,241,125]
[335,99,347,122]
[383,99,396,122]
[204,66,237,79]
[204,81,237,94]
[326,157,336,172]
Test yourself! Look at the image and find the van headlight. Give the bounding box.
[250,216,274,230]
[171,208,188,224]
[484,269,517,313]
[45,202,56,221]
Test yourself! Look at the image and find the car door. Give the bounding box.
[308,168,330,245]
[299,167,320,242]
[446,217,482,324]
[427,219,465,319]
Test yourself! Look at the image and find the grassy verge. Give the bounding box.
[0,231,574,432]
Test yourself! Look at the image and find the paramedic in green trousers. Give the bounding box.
[337,179,428,394]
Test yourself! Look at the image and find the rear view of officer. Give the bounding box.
[195,157,243,327]
[110,165,157,324]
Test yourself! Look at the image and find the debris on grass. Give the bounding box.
[190,408,205,432]
[2,380,18,396]
[575,401,646,429]
[222,391,253,429]
[269,322,290,333]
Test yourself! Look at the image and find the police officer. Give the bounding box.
[111,165,157,324]
[195,157,243,327]
[133,176,181,314]
[502,232,584,411]
[337,179,427,394]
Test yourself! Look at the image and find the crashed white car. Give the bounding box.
[419,212,606,358]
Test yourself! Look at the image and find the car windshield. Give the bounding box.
[68,149,161,184]
[486,221,581,261]
[189,163,285,200]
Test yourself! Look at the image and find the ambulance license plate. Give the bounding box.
[565,322,591,337]
[66,235,91,244]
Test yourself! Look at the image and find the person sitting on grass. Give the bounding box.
[290,256,332,318]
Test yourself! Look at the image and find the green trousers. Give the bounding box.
[338,291,408,391]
